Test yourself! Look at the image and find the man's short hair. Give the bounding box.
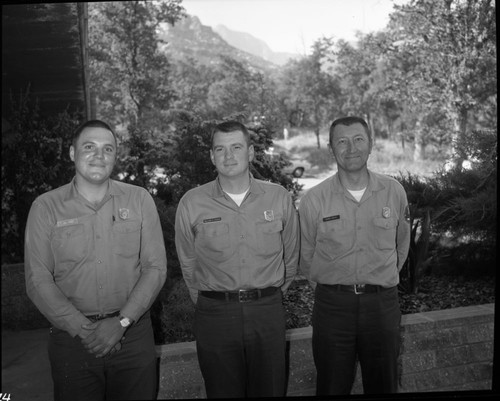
[329,116,371,146]
[72,119,118,147]
[211,120,251,149]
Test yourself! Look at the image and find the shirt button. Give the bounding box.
[97,260,102,264]
[240,235,245,239]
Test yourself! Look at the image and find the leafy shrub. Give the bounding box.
[151,277,195,344]
[2,90,81,263]
[396,127,497,292]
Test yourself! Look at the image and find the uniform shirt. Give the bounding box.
[175,175,300,303]
[299,170,410,288]
[24,178,167,337]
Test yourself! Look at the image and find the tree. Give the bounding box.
[327,35,382,139]
[88,0,185,132]
[206,56,257,119]
[169,56,217,118]
[386,0,496,163]
[277,38,340,148]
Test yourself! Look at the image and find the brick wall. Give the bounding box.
[156,304,494,398]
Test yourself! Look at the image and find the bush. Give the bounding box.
[395,127,497,293]
[151,277,195,344]
[2,90,81,263]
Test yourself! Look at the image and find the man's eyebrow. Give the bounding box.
[80,140,115,147]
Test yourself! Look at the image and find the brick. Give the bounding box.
[401,327,466,353]
[468,361,494,381]
[469,341,494,362]
[401,350,436,373]
[440,380,492,392]
[435,345,473,367]
[464,322,495,343]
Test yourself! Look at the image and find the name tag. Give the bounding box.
[322,215,340,222]
[203,217,222,223]
[56,218,78,227]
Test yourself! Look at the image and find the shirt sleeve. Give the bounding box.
[396,186,411,272]
[280,192,299,293]
[174,197,199,304]
[119,191,167,321]
[298,194,318,289]
[24,201,90,337]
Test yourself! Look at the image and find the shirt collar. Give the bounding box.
[64,177,123,201]
[211,173,265,198]
[332,169,385,195]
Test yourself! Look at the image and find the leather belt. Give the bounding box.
[85,311,120,322]
[200,287,278,302]
[321,284,392,295]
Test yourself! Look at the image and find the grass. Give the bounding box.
[274,130,447,179]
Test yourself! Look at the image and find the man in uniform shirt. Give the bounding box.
[24,119,167,400]
[175,120,299,398]
[298,116,410,395]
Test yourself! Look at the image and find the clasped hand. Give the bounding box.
[80,317,125,358]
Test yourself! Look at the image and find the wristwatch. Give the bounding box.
[118,315,133,329]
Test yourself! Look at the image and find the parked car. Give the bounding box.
[264,144,305,178]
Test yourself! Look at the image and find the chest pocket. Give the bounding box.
[195,222,231,262]
[373,217,397,250]
[317,218,352,256]
[51,224,87,265]
[256,220,283,256]
[112,220,142,257]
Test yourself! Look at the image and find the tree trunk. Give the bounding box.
[315,126,321,149]
[452,106,469,167]
[413,121,426,160]
[366,112,375,146]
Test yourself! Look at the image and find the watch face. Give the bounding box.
[120,317,131,328]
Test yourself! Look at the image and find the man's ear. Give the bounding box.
[209,149,215,166]
[248,144,255,162]
[69,146,75,162]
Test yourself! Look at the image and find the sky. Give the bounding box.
[182,0,405,55]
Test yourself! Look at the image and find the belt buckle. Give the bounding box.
[94,314,107,322]
[238,289,257,302]
[354,284,366,294]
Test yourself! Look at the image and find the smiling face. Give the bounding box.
[69,126,117,186]
[210,129,254,180]
[329,122,372,173]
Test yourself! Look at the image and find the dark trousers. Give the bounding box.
[194,290,287,398]
[48,311,157,401]
[312,285,401,395]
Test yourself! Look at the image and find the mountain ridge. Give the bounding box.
[158,14,278,71]
[213,24,300,66]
